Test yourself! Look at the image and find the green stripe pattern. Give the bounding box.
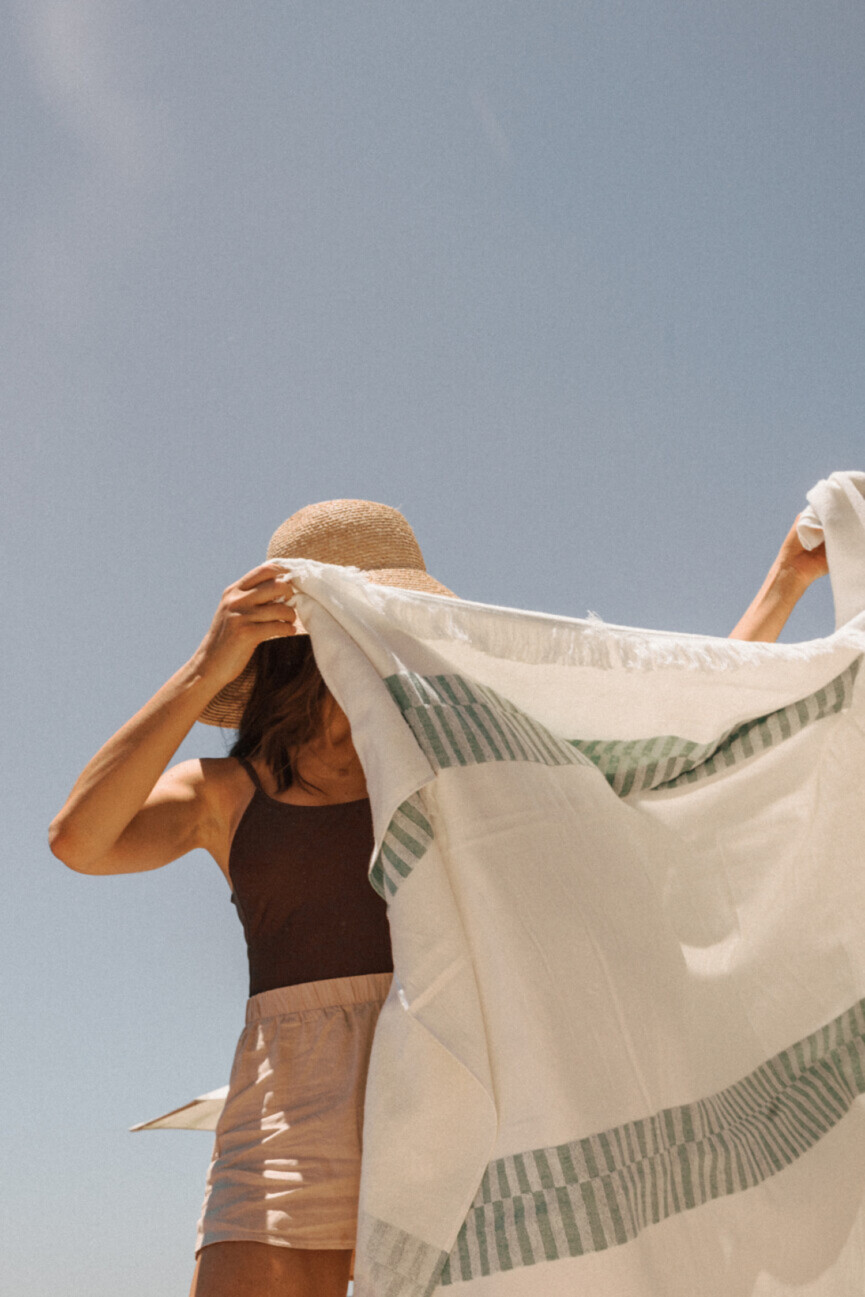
[356,1212,449,1297]
[385,660,859,800]
[369,793,434,900]
[385,673,598,775]
[373,660,859,899]
[438,997,865,1284]
[571,659,860,797]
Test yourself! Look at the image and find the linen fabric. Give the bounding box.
[196,972,392,1254]
[797,469,865,551]
[272,471,865,1296]
[796,471,865,627]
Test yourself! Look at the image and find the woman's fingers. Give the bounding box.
[251,616,299,639]
[235,562,293,592]
[242,600,298,624]
[196,571,298,679]
[232,576,296,610]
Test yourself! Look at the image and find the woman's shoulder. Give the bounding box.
[160,756,253,825]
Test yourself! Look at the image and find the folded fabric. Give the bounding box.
[796,471,865,632]
[796,470,865,550]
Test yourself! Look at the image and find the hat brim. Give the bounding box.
[198,567,456,728]
[363,568,455,598]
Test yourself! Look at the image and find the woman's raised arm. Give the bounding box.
[729,516,828,643]
[49,564,298,874]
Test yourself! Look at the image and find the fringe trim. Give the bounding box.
[278,558,865,676]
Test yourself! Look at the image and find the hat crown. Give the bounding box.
[200,499,454,727]
[266,499,426,572]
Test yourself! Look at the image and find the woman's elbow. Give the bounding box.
[48,817,100,873]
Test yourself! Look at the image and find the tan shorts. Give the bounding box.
[196,971,392,1254]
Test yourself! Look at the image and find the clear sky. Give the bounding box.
[3,2,864,1292]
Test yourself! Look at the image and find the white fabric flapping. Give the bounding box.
[277,471,865,1296]
[144,472,865,1295]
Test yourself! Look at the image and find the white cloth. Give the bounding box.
[130,1086,228,1132]
[139,472,865,1293]
[280,471,865,1296]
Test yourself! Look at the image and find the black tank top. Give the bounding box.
[229,759,393,996]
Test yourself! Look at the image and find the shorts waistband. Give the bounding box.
[245,971,393,1023]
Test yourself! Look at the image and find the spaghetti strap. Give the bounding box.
[237,757,265,792]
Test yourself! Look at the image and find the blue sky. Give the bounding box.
[3,3,863,1292]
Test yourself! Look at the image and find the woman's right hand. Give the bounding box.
[193,562,302,690]
[49,562,304,874]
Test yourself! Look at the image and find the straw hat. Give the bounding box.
[199,499,454,728]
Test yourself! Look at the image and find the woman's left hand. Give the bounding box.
[729,514,828,642]
[774,514,829,589]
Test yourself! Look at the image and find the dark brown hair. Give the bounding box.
[229,636,328,793]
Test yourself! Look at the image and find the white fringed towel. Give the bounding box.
[142,472,865,1295]
[295,472,865,1296]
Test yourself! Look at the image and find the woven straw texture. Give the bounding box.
[199,500,453,728]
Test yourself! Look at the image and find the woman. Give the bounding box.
[49,498,827,1297]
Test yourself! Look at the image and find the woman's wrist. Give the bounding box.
[184,645,243,700]
[729,564,809,643]
[768,561,812,602]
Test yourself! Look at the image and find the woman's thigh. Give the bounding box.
[189,1241,353,1297]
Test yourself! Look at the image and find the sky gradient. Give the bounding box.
[4,3,864,1292]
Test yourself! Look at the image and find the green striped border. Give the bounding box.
[369,793,434,900]
[385,673,597,776]
[374,662,858,900]
[385,660,859,799]
[572,658,860,796]
[439,997,865,1283]
[356,1212,448,1297]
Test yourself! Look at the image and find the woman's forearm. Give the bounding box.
[728,515,828,644]
[728,565,811,643]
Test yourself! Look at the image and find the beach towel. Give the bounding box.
[284,471,865,1297]
[136,472,865,1295]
